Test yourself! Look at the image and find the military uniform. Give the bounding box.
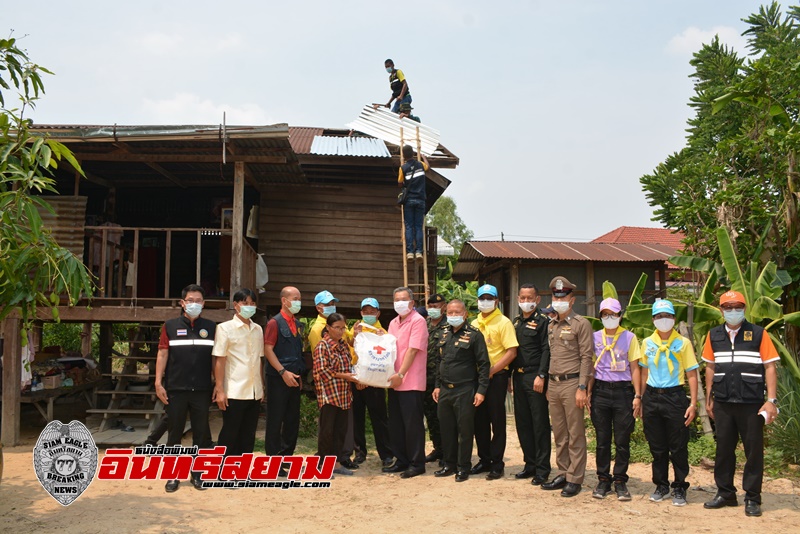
[425,316,447,454]
[512,309,551,481]
[436,323,490,473]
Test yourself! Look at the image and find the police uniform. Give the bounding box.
[702,316,779,509]
[512,308,551,481]
[436,323,490,473]
[425,308,447,457]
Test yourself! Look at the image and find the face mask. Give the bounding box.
[477,299,496,313]
[184,303,203,318]
[362,315,378,326]
[723,309,745,326]
[654,317,675,333]
[322,305,336,318]
[552,301,570,314]
[238,305,256,319]
[519,302,536,313]
[602,316,621,330]
[394,300,411,316]
[447,316,465,328]
[289,300,301,314]
[427,308,442,320]
[386,67,393,73]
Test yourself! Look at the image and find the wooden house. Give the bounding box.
[0,122,459,445]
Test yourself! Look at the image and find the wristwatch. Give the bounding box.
[538,373,546,379]
[767,398,778,405]
[634,394,643,400]
[578,384,587,391]
[398,372,405,379]
[278,368,286,376]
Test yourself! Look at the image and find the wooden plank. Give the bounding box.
[1,318,21,445]
[230,162,245,295]
[196,230,202,285]
[133,229,139,299]
[164,230,172,298]
[585,260,596,318]
[99,228,108,295]
[71,153,287,164]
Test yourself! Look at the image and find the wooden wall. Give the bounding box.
[258,183,407,315]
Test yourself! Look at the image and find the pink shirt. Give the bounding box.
[388,309,428,391]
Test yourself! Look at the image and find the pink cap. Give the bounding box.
[599,298,622,314]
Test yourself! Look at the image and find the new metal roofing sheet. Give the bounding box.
[346,105,440,156]
[309,135,391,157]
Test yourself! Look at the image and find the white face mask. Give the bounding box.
[552,301,570,314]
[477,299,496,313]
[519,302,536,313]
[602,316,621,330]
[654,317,675,333]
[394,300,411,316]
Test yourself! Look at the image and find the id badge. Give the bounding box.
[610,358,627,372]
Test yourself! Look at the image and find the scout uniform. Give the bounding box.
[512,307,551,482]
[425,294,448,459]
[436,323,490,475]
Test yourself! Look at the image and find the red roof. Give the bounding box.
[288,127,323,154]
[592,226,685,249]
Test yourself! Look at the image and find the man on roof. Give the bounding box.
[383,58,412,114]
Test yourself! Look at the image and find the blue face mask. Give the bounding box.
[322,305,336,318]
[238,305,256,319]
[447,316,465,328]
[361,315,378,326]
[289,300,301,315]
[386,67,393,73]
[427,308,442,320]
[184,302,203,318]
[723,309,745,326]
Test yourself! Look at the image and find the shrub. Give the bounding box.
[767,369,800,465]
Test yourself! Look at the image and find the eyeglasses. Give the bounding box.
[183,299,204,304]
[600,313,619,319]
[721,305,745,311]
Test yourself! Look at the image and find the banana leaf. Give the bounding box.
[628,273,648,307]
[749,296,784,323]
[769,334,800,383]
[602,280,618,300]
[668,254,724,277]
[697,270,718,305]
[717,227,748,302]
[755,261,790,300]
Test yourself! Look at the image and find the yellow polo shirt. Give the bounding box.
[471,309,519,367]
[309,315,327,353]
[212,315,265,400]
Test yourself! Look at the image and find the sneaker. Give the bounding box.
[671,488,687,507]
[333,466,354,476]
[615,482,632,501]
[650,485,670,502]
[415,252,424,260]
[592,480,612,499]
[406,253,414,260]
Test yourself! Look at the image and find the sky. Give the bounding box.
[4,0,767,242]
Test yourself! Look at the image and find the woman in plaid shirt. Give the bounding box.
[313,313,360,476]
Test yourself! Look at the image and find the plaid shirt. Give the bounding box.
[312,336,353,409]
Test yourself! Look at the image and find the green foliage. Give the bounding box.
[767,368,800,464]
[298,394,320,439]
[687,435,717,466]
[436,277,478,315]
[0,37,94,342]
[426,195,474,257]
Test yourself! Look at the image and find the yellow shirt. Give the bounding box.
[309,315,327,354]
[212,315,265,400]
[471,309,519,367]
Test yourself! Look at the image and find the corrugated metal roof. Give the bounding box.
[453,240,678,280]
[346,105,440,156]
[288,127,323,154]
[309,136,390,157]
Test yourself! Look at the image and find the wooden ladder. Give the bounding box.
[400,125,431,303]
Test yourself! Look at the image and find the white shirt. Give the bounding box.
[212,315,265,400]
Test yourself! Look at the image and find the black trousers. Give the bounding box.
[265,374,301,456]
[513,372,551,478]
[642,387,690,489]
[474,370,509,470]
[145,414,170,445]
[590,381,635,482]
[217,398,260,456]
[438,384,476,472]
[165,390,212,449]
[353,385,393,460]
[318,404,349,460]
[388,389,426,471]
[424,382,442,452]
[338,407,355,462]
[714,401,764,503]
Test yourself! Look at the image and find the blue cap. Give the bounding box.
[652,299,675,316]
[477,284,498,298]
[314,290,339,306]
[360,297,380,310]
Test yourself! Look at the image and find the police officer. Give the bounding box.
[541,276,593,498]
[702,291,779,517]
[155,283,216,493]
[425,293,447,464]
[432,299,490,482]
[512,283,551,485]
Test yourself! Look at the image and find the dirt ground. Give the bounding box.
[2,413,799,534]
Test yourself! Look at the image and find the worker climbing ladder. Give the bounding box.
[399,125,431,303]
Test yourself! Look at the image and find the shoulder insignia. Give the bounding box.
[743,331,753,341]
